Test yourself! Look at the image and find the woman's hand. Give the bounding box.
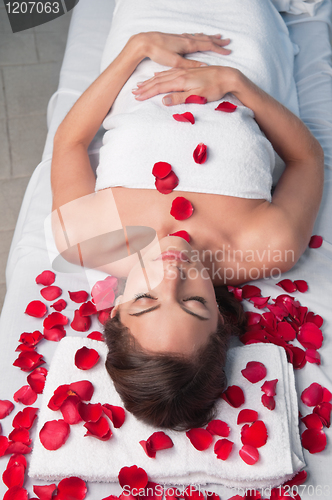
[132,65,239,105]
[134,31,231,69]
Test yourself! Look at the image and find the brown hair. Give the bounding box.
[104,286,246,431]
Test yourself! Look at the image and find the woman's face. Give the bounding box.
[111,236,220,356]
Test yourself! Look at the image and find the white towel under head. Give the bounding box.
[29,338,305,490]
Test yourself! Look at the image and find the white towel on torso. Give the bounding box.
[95,0,299,200]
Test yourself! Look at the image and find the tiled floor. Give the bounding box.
[0,6,72,313]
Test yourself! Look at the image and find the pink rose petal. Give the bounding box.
[91,276,117,311]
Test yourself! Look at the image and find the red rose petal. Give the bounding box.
[102,404,125,428]
[237,409,258,425]
[0,435,9,456]
[155,171,179,194]
[168,230,191,243]
[33,484,57,500]
[186,428,213,451]
[0,400,15,419]
[294,280,308,293]
[173,112,195,124]
[241,421,268,448]
[249,296,270,309]
[43,312,68,330]
[302,413,323,430]
[322,388,332,402]
[19,331,43,347]
[140,481,164,500]
[87,331,104,341]
[13,386,37,406]
[57,477,87,500]
[98,310,112,325]
[241,361,267,383]
[79,301,97,316]
[140,439,156,458]
[36,270,55,286]
[12,407,38,429]
[118,465,148,490]
[289,345,306,369]
[306,311,323,328]
[51,299,67,312]
[170,197,194,221]
[282,470,307,489]
[276,322,296,341]
[301,383,324,407]
[206,419,230,437]
[222,385,245,408]
[75,346,100,370]
[7,455,27,471]
[39,420,70,450]
[309,235,323,248]
[91,276,117,311]
[193,143,207,164]
[40,286,62,301]
[241,285,261,299]
[79,402,103,423]
[301,428,326,453]
[261,394,276,410]
[239,445,259,465]
[185,95,207,104]
[48,384,70,410]
[152,162,172,179]
[215,101,237,112]
[214,439,233,460]
[69,290,89,303]
[8,428,31,446]
[276,279,297,293]
[261,379,278,397]
[25,301,47,318]
[305,348,321,365]
[313,402,332,427]
[70,381,94,401]
[13,351,45,372]
[60,395,83,425]
[5,442,32,455]
[3,463,26,488]
[297,323,323,350]
[245,312,262,326]
[43,326,66,342]
[206,492,220,500]
[228,286,243,302]
[3,486,28,500]
[148,431,173,451]
[71,310,91,332]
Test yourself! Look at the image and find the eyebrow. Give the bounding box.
[128,304,209,320]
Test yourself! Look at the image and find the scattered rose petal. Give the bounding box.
[3,463,25,488]
[276,279,297,293]
[241,361,267,383]
[79,301,97,316]
[43,312,68,330]
[140,431,173,458]
[168,230,190,243]
[5,442,32,455]
[306,311,323,328]
[261,394,275,410]
[283,470,307,487]
[75,346,100,370]
[322,388,332,402]
[301,383,324,407]
[0,436,9,456]
[25,301,47,318]
[40,286,62,301]
[7,455,27,471]
[71,310,91,332]
[98,310,112,325]
[297,323,323,350]
[313,402,332,427]
[70,381,94,401]
[249,296,270,309]
[48,384,70,410]
[33,484,57,500]
[186,428,213,451]
[294,280,308,293]
[3,486,28,500]
[152,162,172,179]
[183,486,204,500]
[155,171,179,194]
[245,312,261,326]
[69,291,89,303]
[43,326,66,342]
[12,407,38,429]
[193,143,207,164]
[241,421,268,448]
[206,492,220,500]
[19,331,43,347]
[13,386,37,406]
[239,445,259,465]
[91,276,117,311]
[173,112,195,124]
[228,286,243,302]
[185,95,207,104]
[301,428,326,453]
[39,420,70,450]
[222,385,245,408]
[241,285,261,299]
[206,419,230,437]
[215,101,237,112]
[87,331,104,341]
[102,404,125,428]
[302,413,323,430]
[261,379,278,397]
[118,465,148,491]
[60,395,83,425]
[84,416,112,440]
[170,197,194,221]
[0,400,15,419]
[79,403,103,423]
[140,481,164,500]
[8,429,31,446]
[289,346,306,369]
[276,322,296,341]
[13,351,45,372]
[57,477,87,500]
[214,439,233,460]
[237,409,258,424]
[36,271,55,286]
[305,349,321,365]
[309,235,323,248]
[51,299,67,312]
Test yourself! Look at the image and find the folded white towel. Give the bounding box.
[271,0,324,16]
[29,338,305,490]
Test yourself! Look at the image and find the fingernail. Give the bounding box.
[163,97,172,105]
[200,63,208,67]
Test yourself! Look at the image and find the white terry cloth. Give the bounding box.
[29,338,305,490]
[271,0,325,16]
[95,0,299,200]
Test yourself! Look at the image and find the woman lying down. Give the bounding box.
[51,0,324,430]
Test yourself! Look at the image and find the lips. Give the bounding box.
[154,251,190,263]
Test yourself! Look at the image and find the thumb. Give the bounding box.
[162,92,195,106]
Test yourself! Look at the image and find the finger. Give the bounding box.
[133,71,184,95]
[162,91,203,106]
[172,55,208,69]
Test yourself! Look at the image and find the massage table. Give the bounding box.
[1,0,332,498]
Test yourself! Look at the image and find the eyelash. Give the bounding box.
[133,293,207,305]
